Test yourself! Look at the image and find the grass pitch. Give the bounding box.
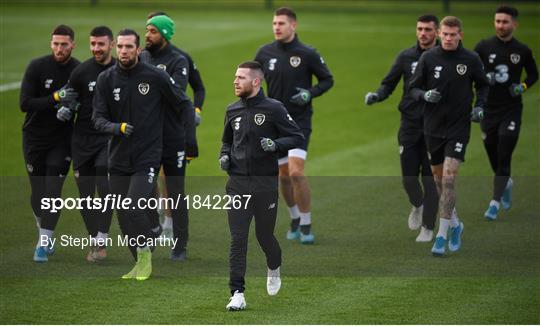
[1,2,539,324]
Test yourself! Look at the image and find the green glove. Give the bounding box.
[290,87,311,106]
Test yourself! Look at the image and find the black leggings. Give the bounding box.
[74,160,112,237]
[227,190,281,294]
[28,164,69,231]
[146,159,188,250]
[483,132,519,201]
[109,168,157,259]
[400,137,438,230]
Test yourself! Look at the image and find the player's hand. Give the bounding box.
[194,108,202,126]
[364,92,379,105]
[260,137,277,152]
[115,122,134,137]
[219,155,230,171]
[56,106,72,122]
[509,83,526,97]
[290,87,311,106]
[423,89,442,103]
[53,87,78,104]
[471,106,484,123]
[486,72,496,86]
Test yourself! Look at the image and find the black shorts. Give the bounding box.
[161,143,187,175]
[425,136,468,165]
[481,107,522,139]
[23,135,71,175]
[72,133,109,169]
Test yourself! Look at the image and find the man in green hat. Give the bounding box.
[141,14,197,262]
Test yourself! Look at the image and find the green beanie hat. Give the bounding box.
[147,15,175,41]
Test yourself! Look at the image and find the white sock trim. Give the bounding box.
[38,228,54,248]
[489,200,500,209]
[162,216,173,228]
[288,205,300,219]
[299,211,311,226]
[437,218,450,239]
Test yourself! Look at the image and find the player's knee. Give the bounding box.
[230,235,248,248]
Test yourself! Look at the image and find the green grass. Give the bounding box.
[1,2,539,324]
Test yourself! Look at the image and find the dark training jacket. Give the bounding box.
[20,54,80,145]
[409,44,490,139]
[168,43,206,110]
[92,61,191,172]
[140,44,197,157]
[474,36,538,115]
[376,42,440,123]
[220,89,304,191]
[68,57,116,136]
[255,35,333,122]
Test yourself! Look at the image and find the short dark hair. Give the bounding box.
[440,16,462,31]
[147,11,168,19]
[117,29,140,47]
[238,61,264,79]
[238,61,262,71]
[52,24,75,40]
[496,6,519,19]
[274,7,297,21]
[418,14,439,27]
[90,26,113,40]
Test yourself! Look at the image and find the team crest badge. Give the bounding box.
[157,64,167,71]
[138,83,150,95]
[456,64,467,75]
[290,56,301,68]
[254,113,265,125]
[510,53,520,64]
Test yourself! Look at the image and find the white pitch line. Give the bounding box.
[0,82,21,92]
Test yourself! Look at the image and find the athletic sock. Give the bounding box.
[162,216,173,229]
[299,211,311,226]
[299,211,312,235]
[288,205,300,220]
[489,200,500,209]
[290,218,300,231]
[300,224,311,235]
[437,218,450,239]
[450,208,460,228]
[97,232,108,247]
[37,228,54,248]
